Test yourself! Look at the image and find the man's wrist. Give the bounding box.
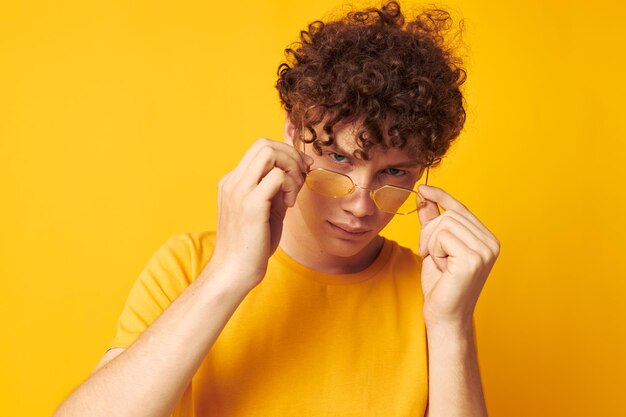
[196,261,258,300]
[424,316,475,343]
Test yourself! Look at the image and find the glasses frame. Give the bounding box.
[301,141,440,215]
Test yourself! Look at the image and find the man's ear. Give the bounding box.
[284,116,296,145]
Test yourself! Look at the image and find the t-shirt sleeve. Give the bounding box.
[108,233,202,350]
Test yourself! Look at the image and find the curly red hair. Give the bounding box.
[276,1,466,167]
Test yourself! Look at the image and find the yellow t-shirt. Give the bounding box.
[110,231,428,416]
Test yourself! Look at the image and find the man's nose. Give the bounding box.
[341,182,377,217]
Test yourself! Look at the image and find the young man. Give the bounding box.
[55,2,499,416]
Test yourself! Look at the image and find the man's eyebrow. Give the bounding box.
[324,142,421,168]
[385,160,421,169]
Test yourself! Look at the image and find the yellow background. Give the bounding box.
[1,0,624,415]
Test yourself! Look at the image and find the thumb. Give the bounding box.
[417,184,440,226]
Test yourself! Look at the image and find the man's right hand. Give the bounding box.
[52,139,310,417]
[209,138,312,291]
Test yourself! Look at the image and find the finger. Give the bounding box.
[435,230,488,294]
[417,184,493,238]
[257,138,313,172]
[230,139,267,177]
[249,167,288,209]
[217,170,235,216]
[228,138,309,182]
[419,210,499,258]
[423,253,447,274]
[422,216,495,267]
[278,139,314,170]
[421,214,478,258]
[428,228,478,274]
[238,144,306,197]
[295,143,315,167]
[417,197,440,227]
[278,171,303,207]
[250,166,305,209]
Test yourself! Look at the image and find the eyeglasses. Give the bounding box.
[304,163,436,215]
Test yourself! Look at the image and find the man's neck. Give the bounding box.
[278,205,384,275]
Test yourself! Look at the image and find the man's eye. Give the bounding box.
[329,152,347,162]
[384,168,405,176]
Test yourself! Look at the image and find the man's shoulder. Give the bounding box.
[155,231,217,278]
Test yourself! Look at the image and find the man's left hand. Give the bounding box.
[416,184,500,329]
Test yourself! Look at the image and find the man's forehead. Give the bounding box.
[329,123,421,166]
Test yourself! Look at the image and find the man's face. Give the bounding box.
[285,121,425,261]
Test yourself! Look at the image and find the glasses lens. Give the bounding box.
[305,169,354,198]
[373,185,421,215]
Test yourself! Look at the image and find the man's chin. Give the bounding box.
[317,232,383,260]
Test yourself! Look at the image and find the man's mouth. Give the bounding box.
[327,221,370,237]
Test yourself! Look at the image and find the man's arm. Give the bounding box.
[417,184,500,417]
[54,139,311,417]
[425,321,487,417]
[53,265,254,417]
